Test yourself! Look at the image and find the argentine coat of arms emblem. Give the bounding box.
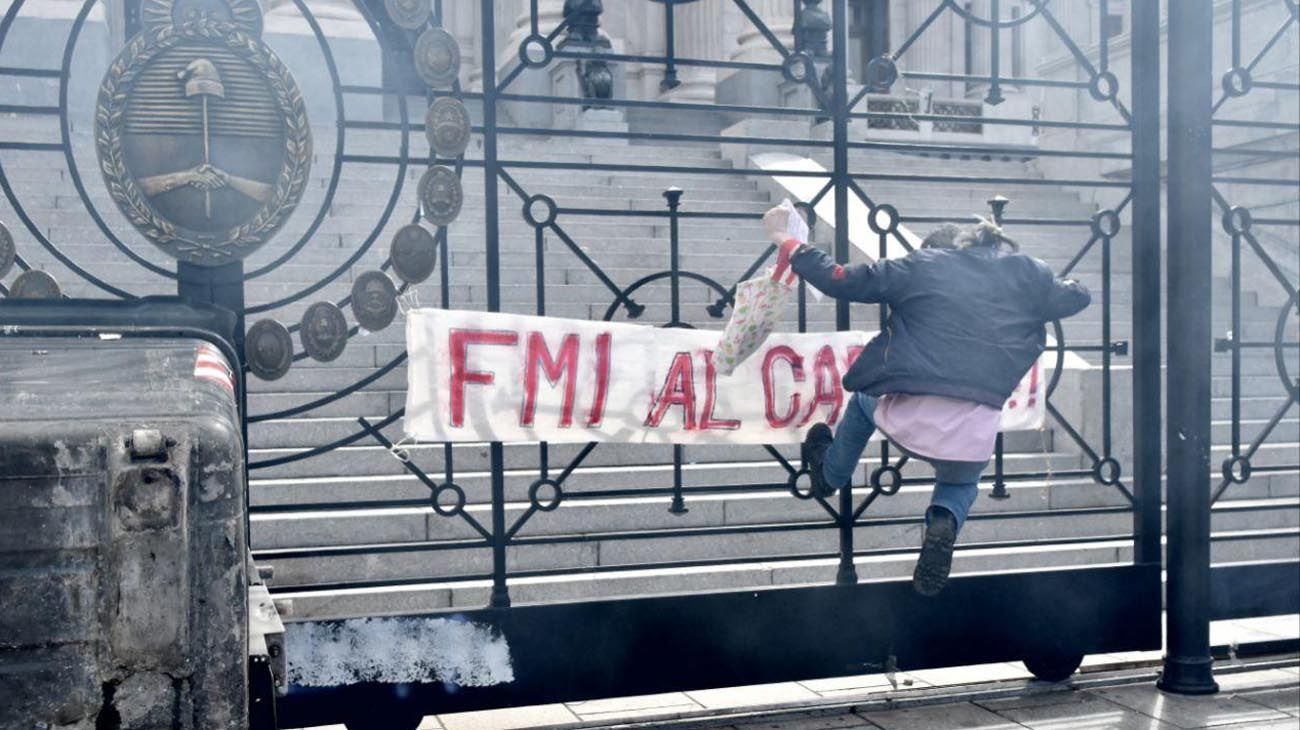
[95,0,311,266]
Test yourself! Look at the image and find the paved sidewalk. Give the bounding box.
[296,615,1299,730]
[723,665,1300,730]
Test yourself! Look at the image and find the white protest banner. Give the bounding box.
[405,308,1051,446]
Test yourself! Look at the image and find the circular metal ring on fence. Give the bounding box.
[419,165,463,226]
[1092,457,1122,487]
[870,464,903,496]
[523,194,558,228]
[782,52,815,84]
[351,270,399,332]
[1222,67,1253,97]
[865,55,899,92]
[1091,209,1122,239]
[1088,71,1119,102]
[788,468,816,500]
[432,482,467,516]
[384,0,430,30]
[0,220,14,279]
[299,301,349,363]
[1275,293,1299,400]
[245,319,294,381]
[528,478,564,512]
[1222,205,1253,235]
[414,26,461,89]
[425,96,472,159]
[390,223,439,284]
[518,34,554,68]
[9,269,61,299]
[867,204,900,235]
[1222,455,1253,485]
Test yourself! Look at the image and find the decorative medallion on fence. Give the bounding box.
[425,97,472,158]
[300,302,349,363]
[94,0,311,266]
[0,221,13,279]
[390,224,439,284]
[414,26,460,89]
[351,271,399,332]
[419,165,464,226]
[246,318,293,381]
[8,270,61,299]
[384,0,431,31]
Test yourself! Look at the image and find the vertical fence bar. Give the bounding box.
[665,187,683,326]
[661,1,679,91]
[1161,0,1217,695]
[1130,0,1161,568]
[831,0,856,587]
[481,0,511,610]
[178,261,247,450]
[665,187,688,514]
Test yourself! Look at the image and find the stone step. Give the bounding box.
[247,417,1056,457]
[249,481,1300,553]
[254,502,1299,592]
[1214,396,1300,420]
[245,448,1082,496]
[273,538,1137,619]
[1211,418,1300,444]
[249,389,402,420]
[269,527,1300,619]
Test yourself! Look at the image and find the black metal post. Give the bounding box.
[665,186,683,327]
[1160,0,1217,695]
[177,261,247,447]
[863,0,888,90]
[986,0,1003,104]
[481,0,511,610]
[1130,0,1162,568]
[831,0,856,587]
[661,1,680,91]
[664,186,688,515]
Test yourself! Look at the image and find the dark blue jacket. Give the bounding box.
[789,244,1091,408]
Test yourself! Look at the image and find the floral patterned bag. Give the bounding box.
[715,250,798,376]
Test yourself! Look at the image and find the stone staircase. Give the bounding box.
[1,111,1296,620]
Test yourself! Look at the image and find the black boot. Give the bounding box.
[913,507,958,597]
[801,423,836,498]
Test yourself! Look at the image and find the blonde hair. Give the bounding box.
[958,218,1019,252]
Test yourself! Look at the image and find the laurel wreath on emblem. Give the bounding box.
[95,16,311,264]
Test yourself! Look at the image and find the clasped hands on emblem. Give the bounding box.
[138,163,272,202]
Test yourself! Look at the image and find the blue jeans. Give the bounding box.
[821,392,984,532]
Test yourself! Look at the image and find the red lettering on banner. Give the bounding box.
[522,331,579,427]
[586,332,612,427]
[762,346,805,428]
[645,352,697,429]
[846,345,865,369]
[449,329,519,427]
[799,345,844,425]
[1009,362,1040,410]
[700,351,741,431]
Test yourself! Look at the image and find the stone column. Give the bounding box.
[661,0,724,102]
[501,0,566,73]
[492,0,565,127]
[901,0,961,99]
[445,0,482,89]
[731,0,796,64]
